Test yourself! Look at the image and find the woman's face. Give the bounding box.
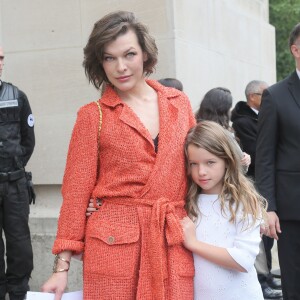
[102,29,147,93]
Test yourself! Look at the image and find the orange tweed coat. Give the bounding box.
[53,80,196,300]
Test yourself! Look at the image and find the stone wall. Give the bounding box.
[0,0,275,292]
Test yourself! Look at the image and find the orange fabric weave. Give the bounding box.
[53,80,196,299]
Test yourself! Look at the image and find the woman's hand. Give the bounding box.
[180,216,197,251]
[41,272,68,300]
[260,221,270,237]
[41,251,72,299]
[86,198,102,216]
[241,152,251,167]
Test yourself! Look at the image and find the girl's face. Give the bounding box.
[102,29,147,93]
[187,144,226,195]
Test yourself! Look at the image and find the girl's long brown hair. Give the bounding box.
[184,121,267,228]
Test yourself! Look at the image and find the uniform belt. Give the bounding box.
[0,169,25,182]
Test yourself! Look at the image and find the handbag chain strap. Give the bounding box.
[94,101,102,172]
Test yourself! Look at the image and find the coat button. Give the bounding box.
[107,236,115,244]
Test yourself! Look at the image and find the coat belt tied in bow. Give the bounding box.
[94,196,185,300]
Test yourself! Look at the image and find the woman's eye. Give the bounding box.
[126,52,136,58]
[104,56,114,62]
[207,161,215,165]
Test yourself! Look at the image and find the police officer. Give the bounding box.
[0,46,35,300]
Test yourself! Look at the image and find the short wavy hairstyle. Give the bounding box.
[83,11,158,90]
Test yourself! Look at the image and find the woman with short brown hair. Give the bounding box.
[42,11,195,300]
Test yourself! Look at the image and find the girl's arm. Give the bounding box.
[181,217,246,272]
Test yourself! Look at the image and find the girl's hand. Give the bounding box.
[86,198,102,216]
[41,272,68,300]
[260,223,270,237]
[180,216,197,251]
[241,152,251,167]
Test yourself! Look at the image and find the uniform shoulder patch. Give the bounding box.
[27,114,35,127]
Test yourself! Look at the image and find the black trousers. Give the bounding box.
[278,221,300,300]
[0,176,33,300]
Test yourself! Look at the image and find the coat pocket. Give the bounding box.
[85,221,140,278]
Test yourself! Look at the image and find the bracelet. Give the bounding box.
[53,254,70,273]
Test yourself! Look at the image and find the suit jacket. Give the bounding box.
[231,101,258,179]
[256,71,300,220]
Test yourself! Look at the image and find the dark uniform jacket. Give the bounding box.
[0,81,35,171]
[231,101,258,179]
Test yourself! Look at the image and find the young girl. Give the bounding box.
[181,121,266,299]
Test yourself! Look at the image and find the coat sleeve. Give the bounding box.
[255,89,278,212]
[53,105,99,254]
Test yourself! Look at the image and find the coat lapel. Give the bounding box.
[288,71,300,110]
[101,84,153,145]
[100,81,182,197]
[139,81,180,197]
[119,105,152,144]
[155,90,179,160]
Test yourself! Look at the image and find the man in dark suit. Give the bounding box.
[232,80,283,299]
[256,23,300,299]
